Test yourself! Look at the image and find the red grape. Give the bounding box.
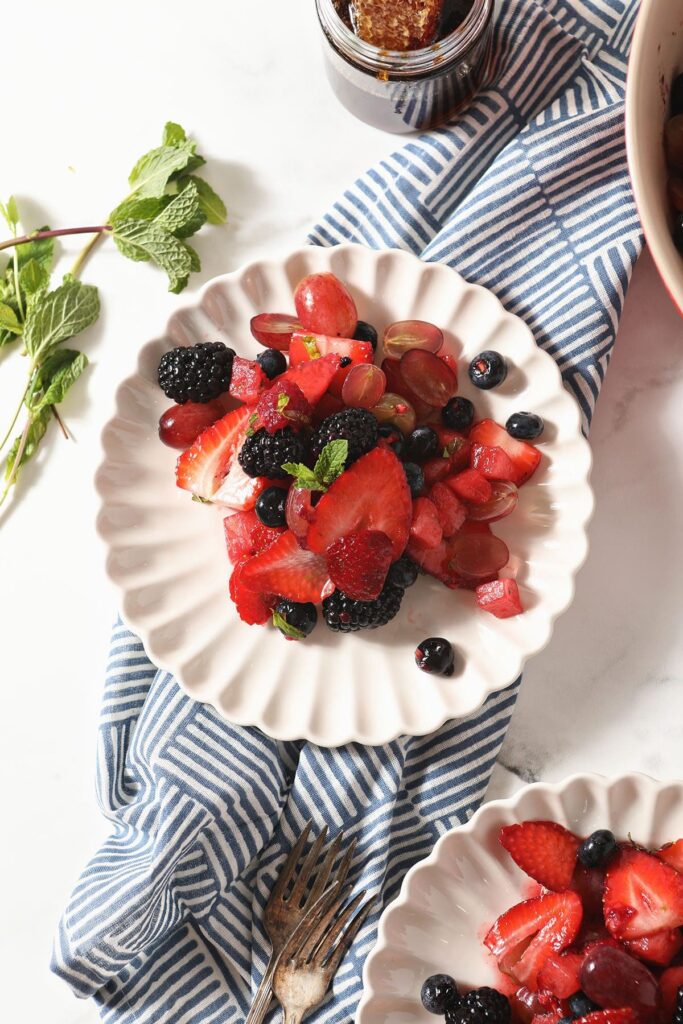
[286,487,316,546]
[158,400,225,449]
[383,320,444,359]
[466,481,519,522]
[342,364,386,409]
[250,313,302,351]
[580,946,660,1017]
[372,392,416,435]
[400,349,458,406]
[381,357,438,422]
[448,533,509,578]
[293,273,358,337]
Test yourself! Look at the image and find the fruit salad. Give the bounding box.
[156,271,544,668]
[421,820,683,1024]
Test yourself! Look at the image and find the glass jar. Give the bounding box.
[315,0,495,134]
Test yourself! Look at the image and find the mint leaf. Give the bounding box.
[185,175,227,225]
[314,440,348,486]
[110,195,169,224]
[30,349,88,412]
[163,122,187,147]
[23,280,100,361]
[0,301,21,335]
[112,220,193,292]
[281,462,321,491]
[277,393,290,413]
[128,140,198,198]
[182,241,201,274]
[16,228,54,272]
[154,181,205,238]
[272,610,306,641]
[20,259,49,299]
[5,407,51,482]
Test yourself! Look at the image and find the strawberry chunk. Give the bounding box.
[410,497,443,549]
[223,510,285,562]
[326,529,393,601]
[624,928,683,966]
[604,847,683,939]
[446,468,493,504]
[471,443,516,482]
[484,891,582,989]
[256,379,311,434]
[240,530,332,604]
[660,966,683,1018]
[469,419,541,486]
[434,427,472,472]
[280,353,342,406]
[429,482,467,537]
[229,559,274,625]
[500,821,580,891]
[657,840,683,873]
[228,356,268,404]
[477,579,524,618]
[289,331,373,398]
[307,447,412,560]
[537,951,582,999]
[175,405,251,499]
[574,1012,637,1024]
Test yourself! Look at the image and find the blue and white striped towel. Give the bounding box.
[53,1,643,1020]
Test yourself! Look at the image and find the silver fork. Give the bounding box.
[246,821,355,1024]
[272,880,375,1024]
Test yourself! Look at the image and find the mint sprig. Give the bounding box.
[282,439,348,492]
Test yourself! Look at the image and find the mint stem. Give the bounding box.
[0,225,112,254]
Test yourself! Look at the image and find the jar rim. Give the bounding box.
[315,0,494,77]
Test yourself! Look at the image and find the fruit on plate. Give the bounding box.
[159,271,545,655]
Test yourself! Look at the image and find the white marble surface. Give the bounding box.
[0,2,681,1023]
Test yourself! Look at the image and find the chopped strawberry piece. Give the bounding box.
[484,891,583,989]
[657,840,683,873]
[660,966,683,1018]
[477,578,524,618]
[423,456,452,486]
[175,405,251,499]
[326,529,393,601]
[429,482,467,537]
[256,379,311,434]
[469,419,541,486]
[624,928,683,966]
[223,510,285,562]
[410,497,443,549]
[574,1012,637,1024]
[229,559,274,625]
[604,847,683,939]
[240,530,332,604]
[500,821,580,891]
[471,443,516,482]
[407,537,459,587]
[307,447,412,560]
[434,427,472,471]
[280,353,342,406]
[446,468,493,504]
[228,356,268,404]
[289,331,373,398]
[537,951,583,999]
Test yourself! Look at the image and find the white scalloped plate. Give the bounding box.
[96,244,593,747]
[357,773,683,1024]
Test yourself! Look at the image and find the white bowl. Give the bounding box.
[626,0,683,314]
[357,773,683,1024]
[96,244,593,747]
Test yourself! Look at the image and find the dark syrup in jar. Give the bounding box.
[333,0,475,48]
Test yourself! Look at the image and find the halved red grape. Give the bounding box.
[383,320,444,359]
[250,313,302,351]
[286,487,316,546]
[372,392,416,435]
[400,349,458,406]
[342,363,386,409]
[448,532,509,578]
[294,273,358,337]
[158,400,225,449]
[381,357,438,422]
[580,946,660,1017]
[466,481,519,522]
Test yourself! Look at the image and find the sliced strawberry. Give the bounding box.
[657,840,683,873]
[307,447,412,560]
[280,353,342,406]
[410,497,443,549]
[229,559,274,625]
[223,510,285,562]
[477,578,524,618]
[537,951,583,999]
[228,356,268,404]
[446,468,493,504]
[484,891,583,989]
[659,966,683,1018]
[290,331,373,397]
[469,420,541,486]
[326,529,393,601]
[624,928,683,966]
[175,405,251,499]
[574,1012,637,1024]
[500,821,580,891]
[604,847,683,939]
[256,379,311,434]
[429,482,467,537]
[213,463,283,511]
[240,530,332,604]
[471,443,516,482]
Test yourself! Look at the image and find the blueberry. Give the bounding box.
[405,426,439,462]
[673,74,683,117]
[506,411,544,441]
[255,486,287,527]
[256,349,287,380]
[274,599,317,639]
[388,557,419,589]
[421,974,460,1015]
[578,830,618,869]
[469,351,508,390]
[569,993,599,1018]
[353,320,378,350]
[415,637,455,677]
[442,396,475,431]
[378,424,404,459]
[339,356,352,368]
[403,462,424,497]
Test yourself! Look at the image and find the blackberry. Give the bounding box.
[310,407,378,466]
[238,427,307,479]
[158,342,235,404]
[322,581,404,632]
[446,988,511,1024]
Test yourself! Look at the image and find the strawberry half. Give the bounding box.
[229,559,274,625]
[240,529,332,604]
[307,446,412,560]
[223,510,285,562]
[469,419,541,486]
[484,891,583,989]
[326,529,393,600]
[603,847,683,939]
[176,405,251,499]
[624,928,683,966]
[500,821,580,891]
[537,950,582,999]
[657,840,683,873]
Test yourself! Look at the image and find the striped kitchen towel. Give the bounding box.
[53,1,643,1021]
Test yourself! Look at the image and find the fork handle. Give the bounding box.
[282,1010,304,1024]
[245,957,277,1024]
